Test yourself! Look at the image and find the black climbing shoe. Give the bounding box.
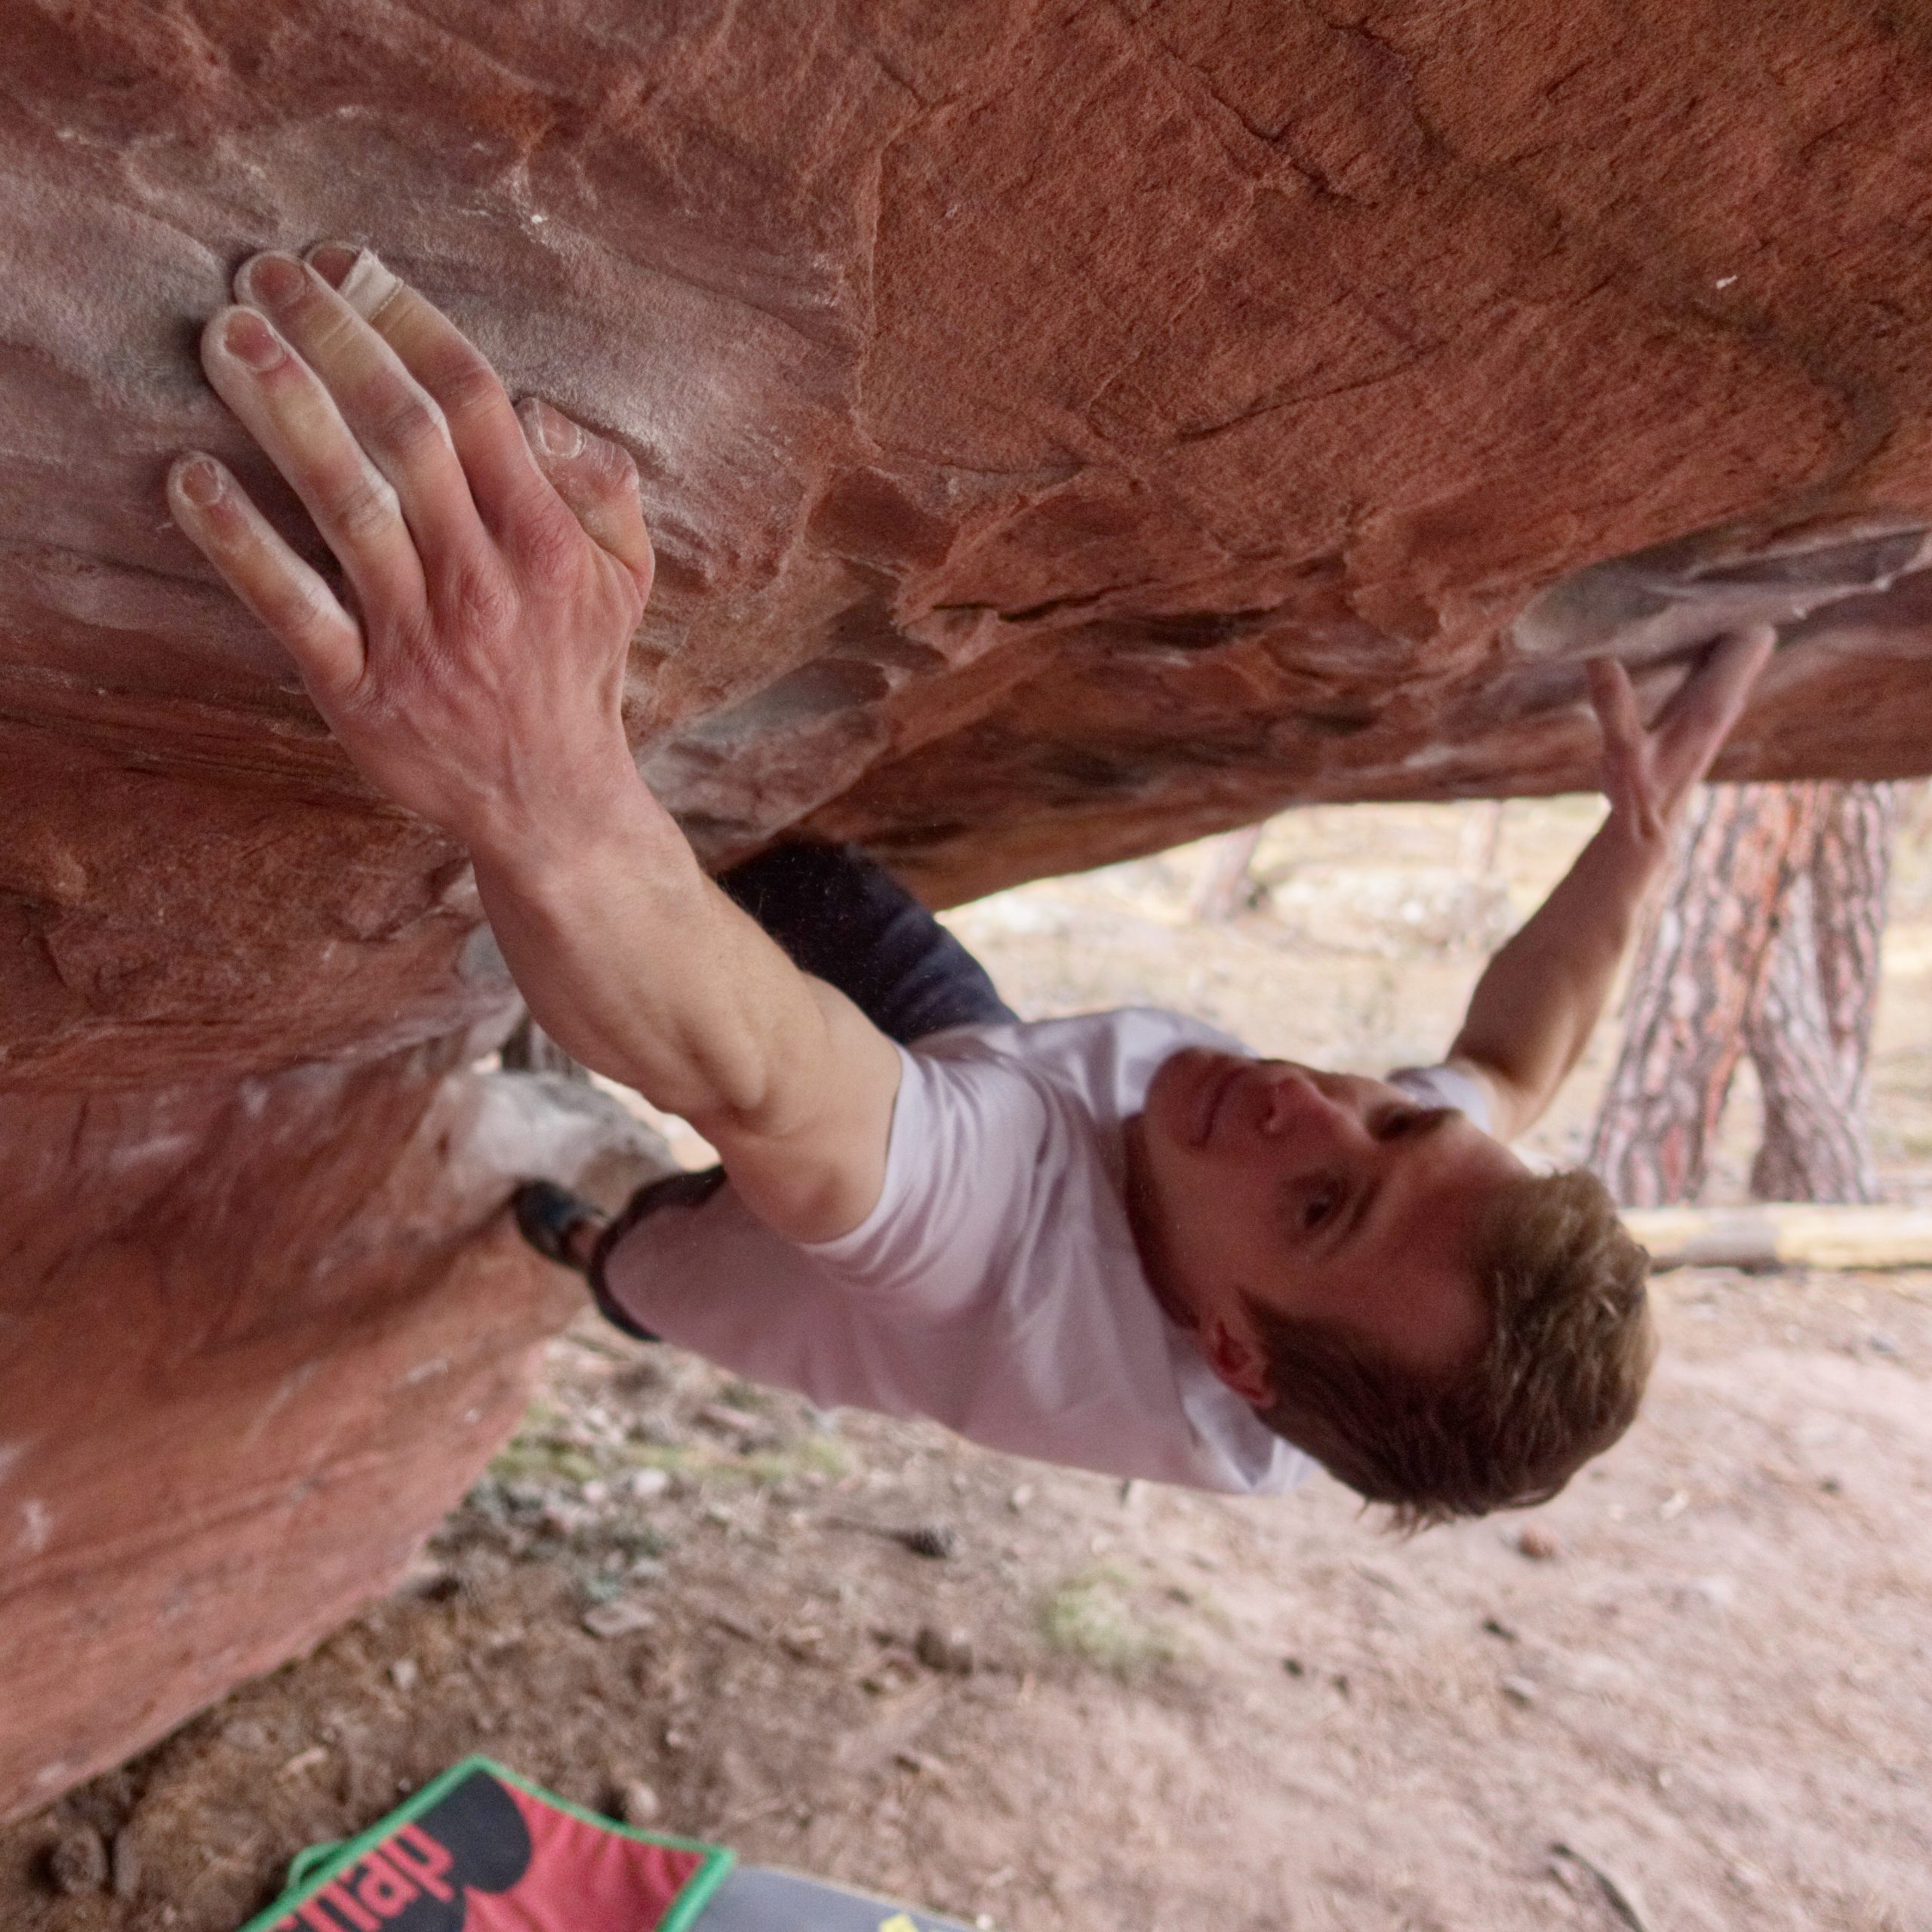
[512,1180,602,1272]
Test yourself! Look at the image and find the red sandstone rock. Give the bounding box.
[5,0,1932,1820]
[0,1056,665,1818]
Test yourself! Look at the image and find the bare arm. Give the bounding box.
[167,246,900,1241]
[1447,628,1774,1142]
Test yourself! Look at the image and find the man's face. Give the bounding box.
[1126,1048,1530,1405]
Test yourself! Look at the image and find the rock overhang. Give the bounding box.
[6,4,1932,1030]
[5,0,1932,1822]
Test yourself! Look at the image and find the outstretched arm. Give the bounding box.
[168,246,901,1242]
[1446,627,1775,1143]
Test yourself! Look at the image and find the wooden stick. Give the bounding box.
[1623,1202,1932,1272]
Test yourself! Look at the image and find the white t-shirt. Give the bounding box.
[601,1008,1493,1494]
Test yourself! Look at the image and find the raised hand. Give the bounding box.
[167,246,652,861]
[1586,626,1776,847]
[167,245,906,1243]
[1447,626,1775,1140]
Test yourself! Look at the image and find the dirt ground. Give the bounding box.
[8,797,1932,1931]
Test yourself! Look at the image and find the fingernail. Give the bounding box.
[239,252,307,308]
[174,456,223,507]
[534,401,583,457]
[306,243,359,289]
[222,309,285,372]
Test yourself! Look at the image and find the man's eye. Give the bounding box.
[1377,1108,1421,1140]
[1303,1187,1340,1230]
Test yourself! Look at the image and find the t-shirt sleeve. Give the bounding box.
[1387,1061,1496,1134]
[798,1040,1063,1321]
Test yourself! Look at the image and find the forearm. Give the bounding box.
[1451,812,1668,1138]
[469,775,900,1235]
[472,792,796,1124]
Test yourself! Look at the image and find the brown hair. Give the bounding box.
[1249,1169,1656,1531]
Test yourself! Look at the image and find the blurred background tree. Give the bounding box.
[1589,782,1906,1206]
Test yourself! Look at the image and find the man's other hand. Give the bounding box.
[1447,626,1775,1141]
[167,245,651,861]
[1586,626,1777,849]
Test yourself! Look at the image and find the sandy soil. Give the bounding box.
[8,798,1932,1932]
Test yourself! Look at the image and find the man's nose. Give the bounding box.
[1257,1069,1356,1142]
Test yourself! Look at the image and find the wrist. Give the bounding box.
[464,758,685,901]
[1599,802,1671,878]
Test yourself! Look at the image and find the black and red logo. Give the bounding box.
[272,1770,531,1931]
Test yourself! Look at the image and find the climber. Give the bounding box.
[168,246,1774,1524]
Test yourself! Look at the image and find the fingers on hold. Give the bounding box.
[513,400,653,588]
[169,452,226,514]
[516,399,639,495]
[196,300,424,586]
[300,245,549,526]
[516,395,583,463]
[1669,626,1774,737]
[416,332,514,436]
[237,254,457,472]
[1704,623,1777,682]
[1729,623,1779,677]
[167,454,365,694]
[306,242,361,291]
[318,359,457,507]
[1586,657,1644,738]
[312,248,512,436]
[589,435,642,500]
[233,253,349,359]
[201,304,291,386]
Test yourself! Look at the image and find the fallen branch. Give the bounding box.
[1623,1203,1932,1272]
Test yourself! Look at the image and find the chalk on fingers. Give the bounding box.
[516,396,585,460]
[168,453,225,510]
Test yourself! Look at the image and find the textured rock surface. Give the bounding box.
[0,1059,666,1820]
[6,0,1932,1820]
[8,1,1932,936]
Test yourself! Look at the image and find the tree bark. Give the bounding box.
[1191,822,1268,923]
[1746,783,1900,1200]
[1587,782,1903,1208]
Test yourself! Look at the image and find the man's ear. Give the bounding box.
[1202,1317,1275,1408]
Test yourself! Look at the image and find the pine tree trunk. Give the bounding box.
[1191,822,1267,923]
[1586,782,1901,1208]
[1586,786,1806,1207]
[1746,783,1900,1201]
